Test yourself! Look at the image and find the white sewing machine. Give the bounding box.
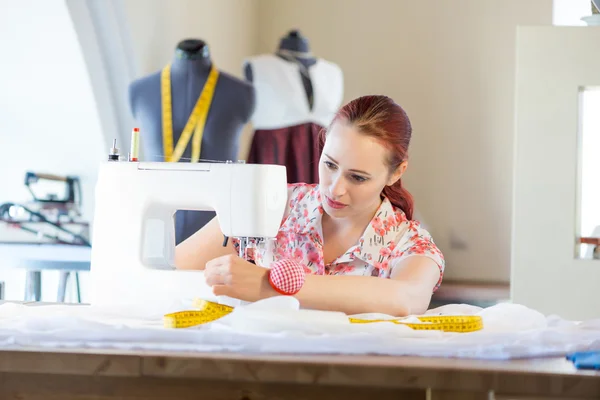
[88,160,288,309]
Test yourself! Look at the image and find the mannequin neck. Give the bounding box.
[277,31,312,58]
[171,49,212,74]
[171,39,212,75]
[276,31,317,68]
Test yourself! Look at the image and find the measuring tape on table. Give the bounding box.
[163,299,234,329]
[163,299,483,333]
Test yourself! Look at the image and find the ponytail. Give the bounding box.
[382,178,414,220]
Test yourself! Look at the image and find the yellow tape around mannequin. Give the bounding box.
[161,64,219,163]
[163,299,484,333]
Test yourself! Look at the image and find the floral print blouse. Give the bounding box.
[233,183,445,292]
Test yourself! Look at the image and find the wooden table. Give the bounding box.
[0,346,599,399]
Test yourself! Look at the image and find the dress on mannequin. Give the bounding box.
[128,39,256,244]
[243,30,344,184]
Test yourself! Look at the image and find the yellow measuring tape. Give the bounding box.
[163,299,483,333]
[161,64,219,163]
[163,299,234,329]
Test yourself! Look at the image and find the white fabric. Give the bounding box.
[244,54,344,129]
[1,298,600,360]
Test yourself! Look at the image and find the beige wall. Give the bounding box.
[256,0,552,283]
[123,0,259,78]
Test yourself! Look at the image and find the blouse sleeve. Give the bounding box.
[390,221,445,292]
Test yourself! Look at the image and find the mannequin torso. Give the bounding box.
[128,39,256,244]
[129,40,255,162]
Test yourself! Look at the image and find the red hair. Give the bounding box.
[322,95,414,220]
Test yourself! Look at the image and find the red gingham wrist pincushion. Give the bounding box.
[268,259,306,295]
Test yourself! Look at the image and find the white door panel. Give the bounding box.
[512,27,600,320]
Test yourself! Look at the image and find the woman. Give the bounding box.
[175,95,445,317]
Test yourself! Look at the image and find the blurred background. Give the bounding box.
[0,0,598,309]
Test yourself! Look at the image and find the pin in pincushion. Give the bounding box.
[268,259,306,295]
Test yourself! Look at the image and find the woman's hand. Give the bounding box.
[204,254,275,302]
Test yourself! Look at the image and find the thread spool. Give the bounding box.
[129,128,140,162]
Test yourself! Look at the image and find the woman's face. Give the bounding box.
[318,122,406,219]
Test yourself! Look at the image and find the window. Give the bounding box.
[576,87,600,259]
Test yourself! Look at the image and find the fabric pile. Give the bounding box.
[1,297,599,360]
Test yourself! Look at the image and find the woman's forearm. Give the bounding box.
[291,274,415,317]
[175,217,237,270]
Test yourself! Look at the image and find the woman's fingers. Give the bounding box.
[204,271,224,286]
[204,254,238,287]
[205,265,232,286]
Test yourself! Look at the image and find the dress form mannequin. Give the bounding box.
[242,31,344,184]
[129,39,255,244]
[245,30,316,109]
